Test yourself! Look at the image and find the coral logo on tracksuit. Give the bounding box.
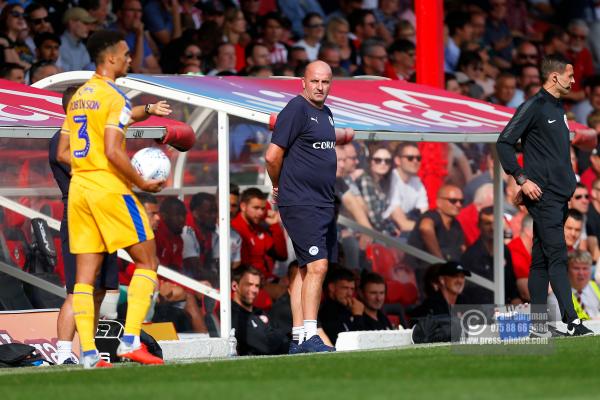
[312,141,336,149]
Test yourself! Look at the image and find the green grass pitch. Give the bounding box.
[2,337,600,400]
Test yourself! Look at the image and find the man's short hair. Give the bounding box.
[359,271,385,291]
[136,192,158,206]
[189,192,215,212]
[445,11,470,37]
[159,196,186,214]
[567,208,584,222]
[540,54,570,82]
[388,39,415,55]
[327,267,355,285]
[302,12,322,27]
[33,31,61,49]
[62,85,80,112]
[318,41,340,58]
[496,71,516,83]
[25,2,46,18]
[568,249,593,267]
[348,9,375,33]
[232,264,262,283]
[230,183,240,196]
[261,12,282,28]
[394,142,418,157]
[360,38,385,58]
[245,42,268,60]
[29,60,58,85]
[478,206,494,223]
[86,30,126,65]
[0,63,24,79]
[240,187,267,204]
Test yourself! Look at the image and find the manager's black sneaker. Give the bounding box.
[300,335,335,353]
[567,319,594,337]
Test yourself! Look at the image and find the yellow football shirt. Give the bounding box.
[62,74,132,193]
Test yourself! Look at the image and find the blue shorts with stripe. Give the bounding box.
[68,182,154,254]
[279,205,338,267]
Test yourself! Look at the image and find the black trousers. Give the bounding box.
[525,191,577,323]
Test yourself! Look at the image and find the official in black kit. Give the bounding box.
[266,61,338,353]
[496,55,592,336]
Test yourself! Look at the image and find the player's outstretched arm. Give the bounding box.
[130,100,172,123]
[105,127,165,192]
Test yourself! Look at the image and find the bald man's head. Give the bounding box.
[436,184,464,217]
[302,60,333,108]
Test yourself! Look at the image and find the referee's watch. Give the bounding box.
[515,174,528,186]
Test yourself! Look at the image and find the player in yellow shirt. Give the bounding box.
[58,30,170,368]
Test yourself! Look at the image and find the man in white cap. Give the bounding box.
[59,7,96,71]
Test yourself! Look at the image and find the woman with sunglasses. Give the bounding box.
[0,4,33,70]
[177,42,202,73]
[356,145,399,236]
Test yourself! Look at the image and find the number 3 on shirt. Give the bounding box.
[73,115,90,158]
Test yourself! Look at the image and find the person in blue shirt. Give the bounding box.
[266,60,337,353]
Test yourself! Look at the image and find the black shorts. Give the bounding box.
[278,205,338,267]
[61,219,119,294]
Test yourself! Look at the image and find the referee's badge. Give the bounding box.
[309,246,319,256]
[328,116,334,126]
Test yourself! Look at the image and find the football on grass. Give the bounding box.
[131,147,171,181]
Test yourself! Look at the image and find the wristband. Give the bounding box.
[144,104,152,115]
[515,174,528,185]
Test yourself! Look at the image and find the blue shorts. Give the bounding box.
[61,213,119,294]
[278,205,338,267]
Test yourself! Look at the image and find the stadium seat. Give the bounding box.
[3,210,29,270]
[365,243,401,281]
[385,278,419,306]
[254,288,272,311]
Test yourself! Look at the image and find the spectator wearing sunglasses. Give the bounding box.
[564,19,594,104]
[0,4,33,70]
[570,183,590,244]
[24,3,53,55]
[177,42,202,74]
[513,41,539,68]
[111,0,161,73]
[386,143,428,231]
[406,184,466,275]
[356,145,399,236]
[294,13,325,62]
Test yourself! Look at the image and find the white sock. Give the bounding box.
[99,291,120,320]
[304,320,317,340]
[56,340,73,364]
[292,326,305,344]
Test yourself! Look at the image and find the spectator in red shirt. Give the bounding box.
[457,183,494,247]
[155,197,186,270]
[231,187,288,280]
[508,214,533,301]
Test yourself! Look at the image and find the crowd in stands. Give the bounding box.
[6,0,600,351]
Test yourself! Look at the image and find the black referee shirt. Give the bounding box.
[497,88,576,198]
